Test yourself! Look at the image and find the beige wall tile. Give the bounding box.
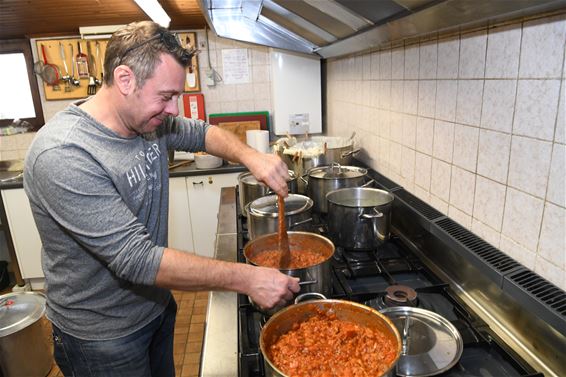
[452,124,479,172]
[485,24,521,79]
[419,41,437,79]
[480,80,516,133]
[513,79,561,141]
[459,30,487,79]
[434,80,457,122]
[404,45,420,79]
[519,15,566,78]
[416,117,434,154]
[502,187,544,251]
[431,158,451,201]
[546,144,566,207]
[437,35,460,79]
[538,202,566,271]
[473,176,506,231]
[417,80,436,118]
[432,120,455,163]
[456,80,483,127]
[477,129,511,184]
[450,165,476,214]
[508,136,552,198]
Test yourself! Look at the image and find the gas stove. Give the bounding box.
[235,205,544,377]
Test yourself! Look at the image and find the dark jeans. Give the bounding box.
[51,298,177,377]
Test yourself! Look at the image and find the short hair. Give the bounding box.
[103,21,195,88]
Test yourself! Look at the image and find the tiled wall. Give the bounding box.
[326,14,566,289]
[196,31,273,116]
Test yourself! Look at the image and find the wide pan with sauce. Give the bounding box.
[260,298,402,377]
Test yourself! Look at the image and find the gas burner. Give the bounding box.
[342,250,376,263]
[385,285,418,307]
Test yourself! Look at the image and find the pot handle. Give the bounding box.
[290,217,313,229]
[341,148,361,159]
[299,173,309,186]
[361,207,388,242]
[360,207,383,219]
[361,179,375,188]
[294,292,326,304]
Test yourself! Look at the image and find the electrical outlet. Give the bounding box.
[205,68,216,87]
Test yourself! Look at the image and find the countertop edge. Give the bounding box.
[200,187,239,377]
[0,164,247,190]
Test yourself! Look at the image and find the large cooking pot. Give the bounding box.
[276,135,359,193]
[305,163,373,213]
[238,171,298,217]
[260,296,402,377]
[246,194,313,239]
[243,231,334,316]
[0,292,52,377]
[327,187,394,250]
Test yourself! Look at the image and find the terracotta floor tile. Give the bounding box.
[185,341,202,354]
[190,314,205,324]
[195,291,209,299]
[183,352,201,365]
[193,299,208,308]
[173,353,184,366]
[192,305,207,315]
[188,332,204,342]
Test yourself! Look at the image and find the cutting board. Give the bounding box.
[209,111,269,131]
[217,120,261,144]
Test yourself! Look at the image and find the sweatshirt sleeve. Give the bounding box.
[28,146,164,285]
[161,116,213,152]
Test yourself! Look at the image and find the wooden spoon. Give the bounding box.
[278,195,291,268]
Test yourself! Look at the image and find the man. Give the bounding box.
[24,21,299,376]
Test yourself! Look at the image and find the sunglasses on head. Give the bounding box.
[118,30,187,66]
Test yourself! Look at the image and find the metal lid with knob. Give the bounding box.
[248,194,313,217]
[308,163,367,179]
[380,306,463,377]
[0,292,46,337]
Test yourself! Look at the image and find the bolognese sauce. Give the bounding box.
[251,248,325,269]
[268,309,398,377]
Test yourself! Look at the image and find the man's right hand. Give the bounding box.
[246,266,300,310]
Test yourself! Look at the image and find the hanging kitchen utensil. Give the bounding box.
[68,44,80,86]
[75,41,89,79]
[185,35,197,88]
[58,42,71,92]
[86,41,97,95]
[40,44,60,90]
[96,41,104,84]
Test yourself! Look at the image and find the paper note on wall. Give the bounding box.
[221,49,250,84]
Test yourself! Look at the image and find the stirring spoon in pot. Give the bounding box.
[278,195,291,268]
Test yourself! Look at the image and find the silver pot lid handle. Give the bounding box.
[294,292,326,304]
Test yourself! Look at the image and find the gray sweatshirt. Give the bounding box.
[24,102,211,340]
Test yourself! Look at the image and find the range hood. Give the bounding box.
[198,0,566,59]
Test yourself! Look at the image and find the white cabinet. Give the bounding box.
[1,189,44,288]
[168,177,194,252]
[186,173,239,258]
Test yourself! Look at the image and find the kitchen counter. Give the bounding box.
[200,186,238,377]
[0,161,247,190]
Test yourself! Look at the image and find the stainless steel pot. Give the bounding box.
[243,231,334,316]
[0,292,52,377]
[238,170,298,217]
[260,296,402,377]
[276,136,359,194]
[246,194,313,239]
[327,187,394,250]
[306,163,373,213]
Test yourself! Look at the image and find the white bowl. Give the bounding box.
[194,153,223,169]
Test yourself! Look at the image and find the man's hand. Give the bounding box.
[244,152,290,197]
[246,267,300,310]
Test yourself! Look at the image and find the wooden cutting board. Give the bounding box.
[217,120,261,144]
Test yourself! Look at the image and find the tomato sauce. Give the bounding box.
[251,248,325,269]
[268,309,397,377]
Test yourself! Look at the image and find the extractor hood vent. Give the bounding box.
[198,0,566,58]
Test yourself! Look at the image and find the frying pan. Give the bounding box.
[39,44,60,86]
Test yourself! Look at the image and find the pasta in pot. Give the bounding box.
[268,308,398,377]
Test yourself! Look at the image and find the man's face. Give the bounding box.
[129,53,185,135]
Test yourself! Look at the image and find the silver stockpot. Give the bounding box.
[243,232,335,316]
[305,163,373,214]
[326,187,394,250]
[238,171,297,217]
[276,136,359,194]
[246,194,313,239]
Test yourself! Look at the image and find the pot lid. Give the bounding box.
[238,171,296,186]
[381,307,463,377]
[249,194,312,217]
[0,292,46,337]
[309,164,366,179]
